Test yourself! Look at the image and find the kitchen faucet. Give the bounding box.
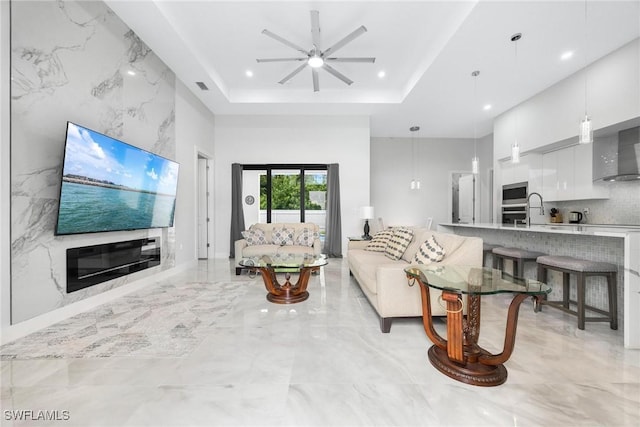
[526,192,545,227]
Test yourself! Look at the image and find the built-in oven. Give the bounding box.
[501,205,527,224]
[501,181,528,224]
[502,182,528,205]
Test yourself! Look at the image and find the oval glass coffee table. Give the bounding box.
[238,253,327,304]
[405,265,551,386]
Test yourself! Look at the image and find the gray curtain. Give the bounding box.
[229,163,245,258]
[323,163,342,257]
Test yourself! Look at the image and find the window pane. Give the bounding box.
[243,169,265,225]
[304,170,327,241]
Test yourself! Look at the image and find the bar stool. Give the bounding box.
[492,247,545,278]
[536,255,618,330]
[483,243,501,268]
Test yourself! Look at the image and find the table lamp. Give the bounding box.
[360,206,375,240]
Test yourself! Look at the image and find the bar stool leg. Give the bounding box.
[608,272,618,330]
[562,272,570,309]
[535,264,547,312]
[577,272,586,330]
[516,258,524,278]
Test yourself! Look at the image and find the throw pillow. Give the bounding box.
[365,229,394,252]
[296,228,319,247]
[413,236,446,264]
[384,227,414,260]
[272,227,295,246]
[241,229,268,246]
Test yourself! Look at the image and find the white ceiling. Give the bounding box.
[106,1,640,138]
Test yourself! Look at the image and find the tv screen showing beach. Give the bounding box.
[55,122,180,235]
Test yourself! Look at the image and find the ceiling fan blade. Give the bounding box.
[256,58,308,63]
[278,63,308,85]
[312,68,320,92]
[262,29,309,55]
[310,10,321,51]
[322,26,367,57]
[322,63,353,86]
[325,57,376,63]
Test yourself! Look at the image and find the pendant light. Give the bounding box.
[410,126,421,190]
[511,33,522,164]
[471,70,480,175]
[579,0,593,144]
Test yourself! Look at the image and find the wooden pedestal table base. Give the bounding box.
[405,266,550,387]
[238,254,328,305]
[256,266,319,304]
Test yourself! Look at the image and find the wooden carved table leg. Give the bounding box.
[426,289,532,387]
[259,266,311,304]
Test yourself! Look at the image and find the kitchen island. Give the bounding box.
[438,222,640,349]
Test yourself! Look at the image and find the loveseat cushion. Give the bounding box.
[413,235,446,264]
[272,227,295,246]
[402,228,433,262]
[349,249,405,295]
[365,229,394,252]
[241,244,315,257]
[384,227,414,260]
[241,229,268,246]
[295,228,319,247]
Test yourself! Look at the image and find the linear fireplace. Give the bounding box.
[66,238,160,293]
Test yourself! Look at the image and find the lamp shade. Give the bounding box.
[360,206,375,220]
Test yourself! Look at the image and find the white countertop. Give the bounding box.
[439,222,640,238]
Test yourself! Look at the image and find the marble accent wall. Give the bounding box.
[10,1,176,323]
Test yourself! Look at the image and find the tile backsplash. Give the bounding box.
[551,181,640,225]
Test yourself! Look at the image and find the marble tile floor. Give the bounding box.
[1,259,639,426]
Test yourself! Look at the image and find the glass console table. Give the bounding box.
[405,265,551,386]
[238,253,327,304]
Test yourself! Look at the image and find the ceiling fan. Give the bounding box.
[256,10,375,92]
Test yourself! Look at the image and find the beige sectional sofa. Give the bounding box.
[348,227,482,332]
[235,222,322,275]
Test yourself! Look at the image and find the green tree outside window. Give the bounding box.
[260,173,326,210]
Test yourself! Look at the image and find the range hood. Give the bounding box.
[600,126,640,182]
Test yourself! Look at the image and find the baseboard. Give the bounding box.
[0,260,197,346]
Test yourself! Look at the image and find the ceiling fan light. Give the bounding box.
[308,56,324,68]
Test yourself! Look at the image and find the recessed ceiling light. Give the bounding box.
[377,70,386,78]
[127,70,136,76]
[483,104,492,111]
[245,70,254,77]
[561,51,574,60]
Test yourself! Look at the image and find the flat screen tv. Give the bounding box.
[55,122,179,235]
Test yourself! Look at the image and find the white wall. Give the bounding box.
[1,0,11,328]
[213,115,370,258]
[370,135,493,228]
[174,80,216,265]
[494,38,640,159]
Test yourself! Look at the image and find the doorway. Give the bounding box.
[197,154,212,259]
[450,171,478,224]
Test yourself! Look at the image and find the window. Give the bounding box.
[242,164,327,238]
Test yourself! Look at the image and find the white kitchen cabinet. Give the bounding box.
[500,159,528,185]
[557,147,574,200]
[542,144,609,202]
[499,154,541,186]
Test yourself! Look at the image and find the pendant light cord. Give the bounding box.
[584,0,588,116]
[473,71,478,159]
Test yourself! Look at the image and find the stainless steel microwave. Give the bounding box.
[502,181,528,205]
